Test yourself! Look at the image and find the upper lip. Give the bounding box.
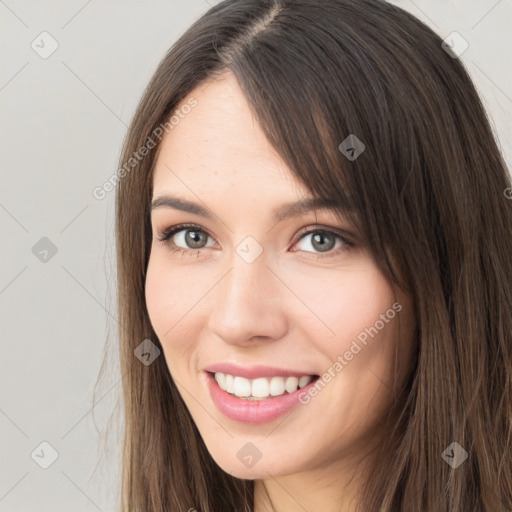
[203,362,318,379]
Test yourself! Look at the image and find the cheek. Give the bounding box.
[144,257,171,335]
[145,252,203,330]
[296,265,408,404]
[290,264,396,348]
[144,254,198,361]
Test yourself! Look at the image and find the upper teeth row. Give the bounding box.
[214,372,314,399]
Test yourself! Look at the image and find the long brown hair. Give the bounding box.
[107,0,512,510]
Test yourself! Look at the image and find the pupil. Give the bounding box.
[312,232,334,252]
[186,230,206,248]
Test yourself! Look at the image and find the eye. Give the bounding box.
[156,223,216,256]
[155,223,354,259]
[291,227,353,258]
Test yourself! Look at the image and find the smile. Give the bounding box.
[213,372,315,400]
[203,365,320,424]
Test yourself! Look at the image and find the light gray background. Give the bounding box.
[1,1,511,511]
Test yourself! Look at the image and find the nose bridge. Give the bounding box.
[208,239,287,344]
[223,235,272,303]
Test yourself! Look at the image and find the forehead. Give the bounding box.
[152,73,307,201]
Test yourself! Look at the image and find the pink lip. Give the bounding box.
[203,362,316,379]
[203,371,319,424]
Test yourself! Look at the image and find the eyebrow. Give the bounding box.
[151,195,347,224]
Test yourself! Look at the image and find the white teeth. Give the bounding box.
[251,377,269,398]
[299,376,312,388]
[269,376,285,396]
[285,376,299,393]
[233,376,251,397]
[224,374,234,394]
[214,372,225,388]
[213,372,314,399]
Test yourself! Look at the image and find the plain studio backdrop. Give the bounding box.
[0,1,511,511]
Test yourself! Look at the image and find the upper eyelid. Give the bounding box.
[156,223,353,246]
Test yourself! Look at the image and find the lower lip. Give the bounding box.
[204,371,318,424]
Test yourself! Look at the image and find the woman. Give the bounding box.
[113,0,512,510]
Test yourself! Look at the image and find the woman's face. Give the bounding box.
[145,72,416,480]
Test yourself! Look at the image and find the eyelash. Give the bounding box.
[155,223,355,259]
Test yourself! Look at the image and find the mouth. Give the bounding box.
[204,368,320,424]
[208,371,319,400]
[202,361,320,424]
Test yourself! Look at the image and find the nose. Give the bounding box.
[207,247,289,347]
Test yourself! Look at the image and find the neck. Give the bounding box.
[253,452,373,512]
